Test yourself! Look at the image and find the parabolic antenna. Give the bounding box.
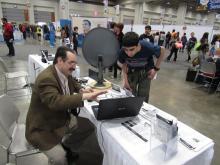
[82,27,120,88]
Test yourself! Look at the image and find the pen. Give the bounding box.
[180,138,195,150]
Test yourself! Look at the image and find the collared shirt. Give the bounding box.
[55,65,76,129]
[55,65,70,95]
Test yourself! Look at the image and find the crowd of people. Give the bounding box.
[2,16,220,164]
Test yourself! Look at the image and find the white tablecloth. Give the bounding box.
[81,93,214,165]
[28,54,80,84]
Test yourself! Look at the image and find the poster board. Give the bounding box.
[72,17,108,47]
[72,17,108,34]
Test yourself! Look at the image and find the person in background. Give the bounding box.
[154,32,160,46]
[43,25,50,40]
[109,21,116,31]
[36,26,42,41]
[171,29,176,39]
[200,32,209,45]
[1,17,15,56]
[180,33,187,52]
[197,43,209,67]
[30,25,35,39]
[21,24,26,40]
[26,25,30,38]
[49,23,56,48]
[72,26,79,55]
[210,34,220,57]
[25,46,106,165]
[118,32,165,102]
[186,32,197,62]
[165,31,171,49]
[112,23,124,78]
[166,35,182,62]
[139,25,154,44]
[158,31,166,46]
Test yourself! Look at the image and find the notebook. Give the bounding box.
[91,97,144,120]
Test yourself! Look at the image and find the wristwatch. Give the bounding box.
[153,66,160,71]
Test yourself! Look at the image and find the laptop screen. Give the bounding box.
[92,97,144,120]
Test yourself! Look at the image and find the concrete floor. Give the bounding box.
[0,38,219,165]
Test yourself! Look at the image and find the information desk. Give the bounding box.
[28,54,80,84]
[81,84,214,165]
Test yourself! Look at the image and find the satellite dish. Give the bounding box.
[82,27,120,88]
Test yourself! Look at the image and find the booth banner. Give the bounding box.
[72,17,108,47]
[72,17,108,34]
[208,0,220,10]
[196,0,209,11]
[197,0,220,10]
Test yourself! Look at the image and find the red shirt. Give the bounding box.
[3,22,13,40]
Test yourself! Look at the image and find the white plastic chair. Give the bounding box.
[0,57,30,96]
[0,95,40,164]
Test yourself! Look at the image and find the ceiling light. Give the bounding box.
[166,2,170,5]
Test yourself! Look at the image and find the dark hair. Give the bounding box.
[110,22,116,29]
[211,34,217,45]
[73,26,78,31]
[202,32,209,39]
[53,46,75,64]
[145,25,151,30]
[115,23,124,31]
[1,17,7,22]
[122,32,139,47]
[83,20,91,26]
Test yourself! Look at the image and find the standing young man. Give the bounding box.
[118,32,165,102]
[139,25,154,44]
[1,18,15,56]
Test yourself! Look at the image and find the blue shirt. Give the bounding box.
[118,40,161,71]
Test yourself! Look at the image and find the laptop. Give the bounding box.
[91,97,144,120]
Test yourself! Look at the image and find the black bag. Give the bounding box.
[186,68,197,81]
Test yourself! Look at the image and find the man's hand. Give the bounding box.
[82,90,107,101]
[147,69,157,80]
[79,88,94,93]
